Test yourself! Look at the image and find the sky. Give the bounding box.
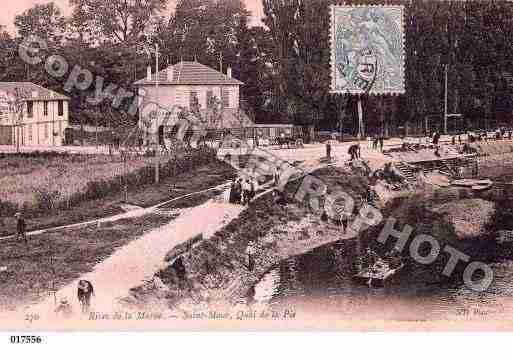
[1,0,265,35]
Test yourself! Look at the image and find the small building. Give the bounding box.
[0,82,70,146]
[134,61,247,144]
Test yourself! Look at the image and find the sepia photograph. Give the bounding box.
[0,0,512,342]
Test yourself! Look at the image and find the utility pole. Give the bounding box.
[357,94,364,140]
[444,64,448,134]
[155,43,160,184]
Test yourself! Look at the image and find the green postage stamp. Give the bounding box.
[330,5,405,95]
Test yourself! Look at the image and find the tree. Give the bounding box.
[14,2,66,46]
[69,0,167,45]
[261,0,333,126]
[262,0,301,121]
[0,28,18,82]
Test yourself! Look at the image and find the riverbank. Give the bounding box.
[123,166,372,312]
[120,140,513,317]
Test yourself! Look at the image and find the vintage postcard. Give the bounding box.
[1,0,513,334]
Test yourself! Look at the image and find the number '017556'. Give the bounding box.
[10,335,42,344]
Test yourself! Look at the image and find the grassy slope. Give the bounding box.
[0,159,235,310]
[0,160,235,236]
[0,153,150,207]
[0,212,173,311]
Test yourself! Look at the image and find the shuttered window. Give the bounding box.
[189,91,199,108]
[27,101,34,118]
[58,100,64,116]
[221,88,230,108]
[206,90,214,108]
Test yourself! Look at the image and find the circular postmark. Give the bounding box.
[354,48,378,92]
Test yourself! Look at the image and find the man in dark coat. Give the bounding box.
[326,141,332,160]
[15,213,27,244]
[432,132,440,146]
[229,180,237,204]
[348,144,359,161]
[77,280,94,314]
[232,179,242,204]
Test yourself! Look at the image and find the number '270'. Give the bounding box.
[10,335,42,344]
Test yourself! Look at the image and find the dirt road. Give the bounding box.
[4,199,243,330]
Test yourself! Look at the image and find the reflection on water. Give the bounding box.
[252,242,513,322]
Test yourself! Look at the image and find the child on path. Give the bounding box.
[55,298,73,318]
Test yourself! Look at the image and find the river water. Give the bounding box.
[252,247,513,322]
[251,180,513,323]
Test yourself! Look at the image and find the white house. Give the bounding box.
[0,82,70,146]
[134,61,247,143]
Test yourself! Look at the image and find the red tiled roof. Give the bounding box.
[0,82,69,101]
[134,61,243,86]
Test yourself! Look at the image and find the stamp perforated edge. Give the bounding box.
[329,3,406,96]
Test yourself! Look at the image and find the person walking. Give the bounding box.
[326,140,332,161]
[432,131,441,156]
[273,167,280,187]
[241,178,252,205]
[77,280,94,314]
[229,179,238,204]
[341,211,349,234]
[248,178,256,203]
[348,144,358,161]
[15,212,27,244]
[246,242,256,272]
[233,178,242,204]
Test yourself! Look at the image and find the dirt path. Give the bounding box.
[0,182,231,241]
[4,199,243,329]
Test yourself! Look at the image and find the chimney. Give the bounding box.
[147,66,152,81]
[227,67,232,78]
[167,66,174,82]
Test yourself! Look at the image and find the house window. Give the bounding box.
[43,101,48,116]
[206,90,214,108]
[28,125,33,143]
[27,101,34,118]
[58,100,64,116]
[175,90,184,106]
[44,123,49,139]
[221,88,230,108]
[189,91,199,109]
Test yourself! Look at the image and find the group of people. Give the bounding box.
[229,177,256,205]
[321,207,351,233]
[464,129,513,143]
